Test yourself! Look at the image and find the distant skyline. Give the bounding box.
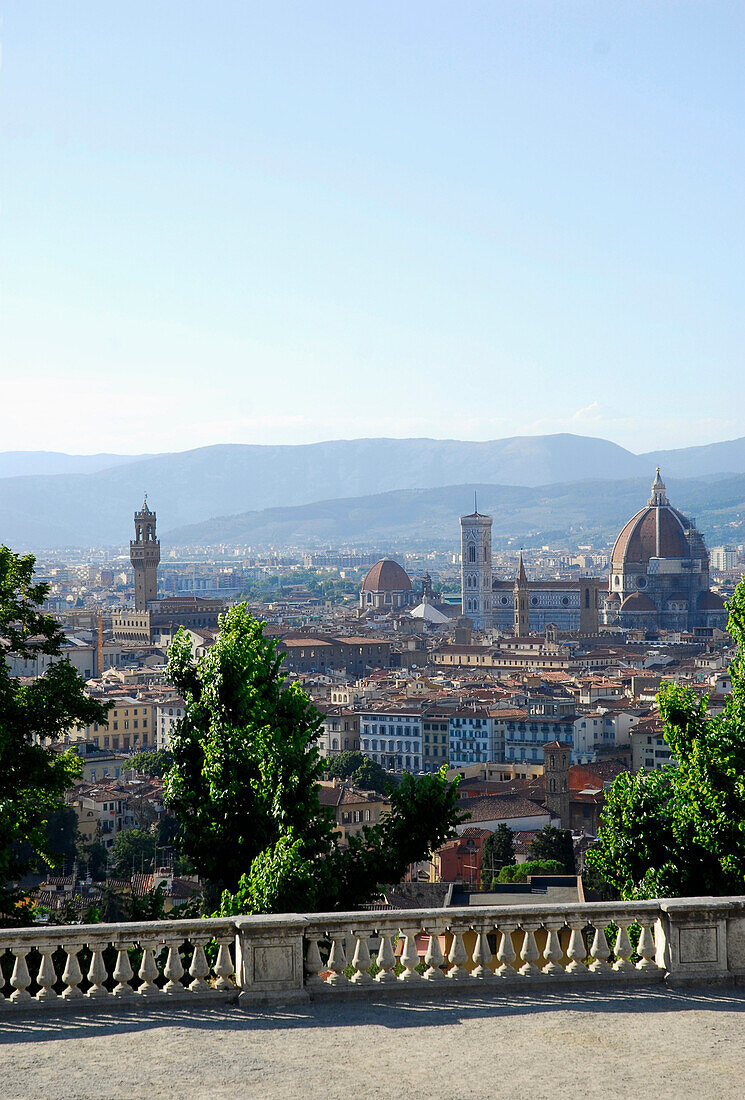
[3,3,744,454]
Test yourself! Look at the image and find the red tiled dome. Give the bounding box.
[620,592,656,612]
[697,590,725,611]
[361,559,412,593]
[611,506,691,566]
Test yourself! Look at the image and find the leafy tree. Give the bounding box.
[496,859,565,883]
[481,825,515,887]
[111,828,156,877]
[530,825,576,874]
[78,839,109,881]
[164,605,465,913]
[325,750,392,794]
[0,547,108,924]
[586,578,745,899]
[129,749,173,777]
[42,806,80,871]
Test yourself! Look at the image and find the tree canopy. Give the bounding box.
[481,824,515,889]
[164,604,465,914]
[530,825,576,875]
[325,750,392,795]
[586,579,745,899]
[129,749,173,778]
[0,547,108,924]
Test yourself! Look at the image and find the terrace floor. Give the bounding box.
[1,984,744,1099]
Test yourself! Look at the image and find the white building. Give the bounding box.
[156,698,185,751]
[448,711,491,767]
[359,710,423,773]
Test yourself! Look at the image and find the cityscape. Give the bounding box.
[3,4,745,1099]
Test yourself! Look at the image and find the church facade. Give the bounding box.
[601,470,727,633]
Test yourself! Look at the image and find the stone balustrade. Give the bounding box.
[0,897,743,1011]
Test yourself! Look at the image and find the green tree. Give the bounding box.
[326,750,392,794]
[78,839,109,881]
[129,749,173,777]
[0,547,108,924]
[111,828,156,877]
[481,825,515,887]
[164,605,465,913]
[530,825,576,874]
[496,859,565,883]
[586,578,745,900]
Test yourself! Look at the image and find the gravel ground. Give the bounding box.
[1,985,744,1100]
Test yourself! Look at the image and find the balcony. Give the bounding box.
[2,898,745,1097]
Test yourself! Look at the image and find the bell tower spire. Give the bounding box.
[513,550,530,636]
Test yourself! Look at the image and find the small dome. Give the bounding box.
[605,592,621,604]
[666,591,689,606]
[361,559,412,593]
[620,592,656,612]
[698,590,725,611]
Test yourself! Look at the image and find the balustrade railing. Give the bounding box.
[0,896,743,1011]
[0,917,237,1006]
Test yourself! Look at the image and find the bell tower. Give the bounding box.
[513,551,530,636]
[460,500,493,631]
[130,494,160,611]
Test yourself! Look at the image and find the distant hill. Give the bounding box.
[166,475,745,552]
[0,451,158,478]
[2,433,745,547]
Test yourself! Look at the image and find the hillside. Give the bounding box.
[2,433,745,547]
[166,475,745,552]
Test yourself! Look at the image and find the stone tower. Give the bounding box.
[460,503,493,631]
[579,579,599,634]
[130,494,160,611]
[513,551,530,636]
[543,740,571,830]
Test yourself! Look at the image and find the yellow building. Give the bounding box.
[70,697,155,752]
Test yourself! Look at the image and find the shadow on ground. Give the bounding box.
[1,984,744,1046]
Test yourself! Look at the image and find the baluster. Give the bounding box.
[325,932,349,986]
[495,923,518,980]
[398,927,423,981]
[635,920,657,970]
[422,925,446,981]
[86,943,109,998]
[518,922,543,978]
[349,930,374,985]
[304,935,325,986]
[612,921,635,974]
[112,942,135,997]
[564,922,588,976]
[162,938,186,996]
[61,944,84,999]
[188,937,211,993]
[35,945,59,1001]
[542,922,564,977]
[374,930,398,983]
[446,925,470,980]
[10,948,32,1002]
[137,940,161,996]
[471,925,496,980]
[588,922,612,975]
[213,937,235,991]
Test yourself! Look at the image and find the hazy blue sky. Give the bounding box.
[3,2,743,454]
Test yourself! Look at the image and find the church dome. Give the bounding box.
[361,559,412,593]
[611,470,702,566]
[620,592,656,612]
[697,590,725,611]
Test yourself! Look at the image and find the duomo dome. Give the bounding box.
[603,470,726,633]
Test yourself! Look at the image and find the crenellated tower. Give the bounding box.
[130,494,160,611]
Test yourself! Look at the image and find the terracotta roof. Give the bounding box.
[620,592,656,612]
[361,560,412,593]
[459,795,551,823]
[698,590,726,611]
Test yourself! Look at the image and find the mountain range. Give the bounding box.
[2,433,745,547]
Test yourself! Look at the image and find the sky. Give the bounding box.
[2,2,744,455]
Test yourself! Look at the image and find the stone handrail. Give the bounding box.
[0,897,743,1009]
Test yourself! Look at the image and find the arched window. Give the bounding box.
[468,545,476,563]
